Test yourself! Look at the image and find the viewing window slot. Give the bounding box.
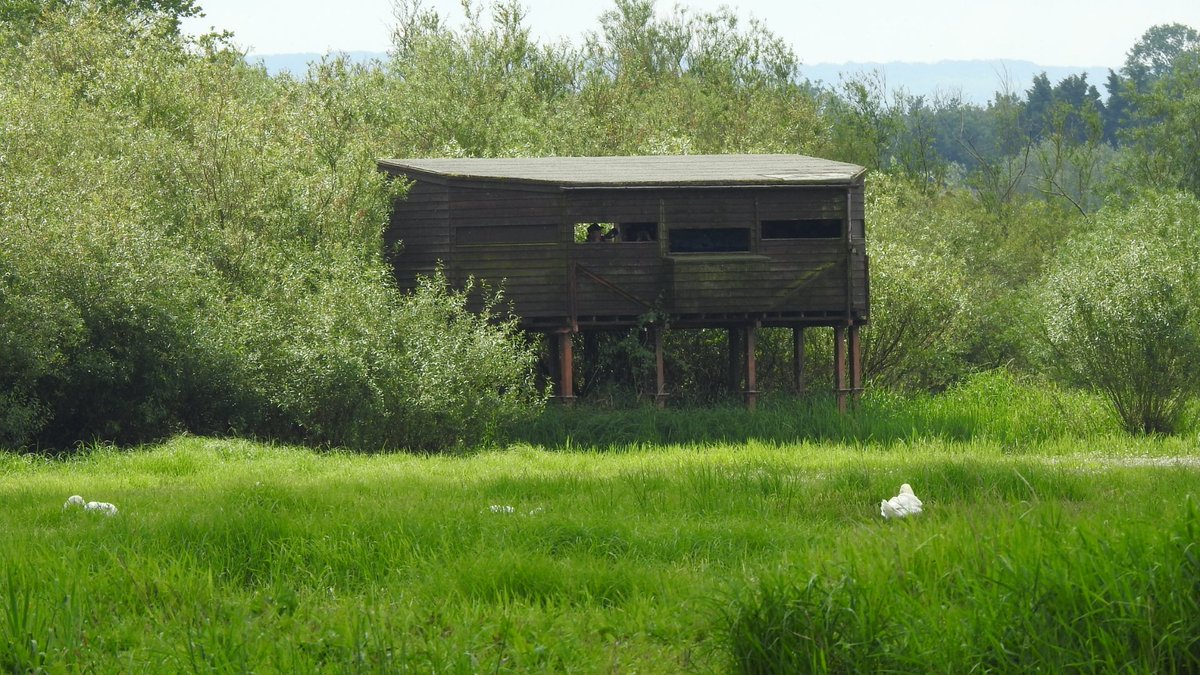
[574,221,659,243]
[761,218,842,239]
[668,228,751,253]
[619,222,657,242]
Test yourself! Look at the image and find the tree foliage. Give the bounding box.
[1041,192,1200,434]
[3,2,1200,446]
[1121,23,1200,88]
[0,7,542,450]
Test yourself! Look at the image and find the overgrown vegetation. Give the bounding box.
[517,369,1122,449]
[2,0,1200,449]
[3,6,1199,670]
[0,7,542,450]
[1,436,1197,671]
[1042,192,1200,434]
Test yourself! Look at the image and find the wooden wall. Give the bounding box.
[448,183,569,319]
[385,179,448,293]
[386,177,869,327]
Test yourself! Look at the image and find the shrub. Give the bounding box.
[0,8,544,451]
[1040,191,1200,433]
[860,175,974,390]
[225,263,544,450]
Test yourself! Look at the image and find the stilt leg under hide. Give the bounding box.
[555,329,575,404]
[834,325,847,414]
[849,323,862,406]
[745,325,758,410]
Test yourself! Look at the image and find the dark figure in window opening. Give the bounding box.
[623,222,654,241]
[586,223,617,242]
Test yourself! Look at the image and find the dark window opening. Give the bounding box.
[761,219,842,239]
[668,228,751,253]
[575,222,617,243]
[575,221,659,243]
[620,222,657,242]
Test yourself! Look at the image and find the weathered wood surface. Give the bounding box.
[382,160,870,328]
[386,180,448,292]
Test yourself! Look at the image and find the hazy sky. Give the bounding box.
[181,0,1200,68]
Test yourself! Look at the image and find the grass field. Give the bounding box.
[2,427,1198,672]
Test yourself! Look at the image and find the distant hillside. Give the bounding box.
[252,52,1112,105]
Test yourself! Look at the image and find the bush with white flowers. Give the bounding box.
[1041,191,1200,434]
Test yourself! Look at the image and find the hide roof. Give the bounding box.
[378,154,866,187]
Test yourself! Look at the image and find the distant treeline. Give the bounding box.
[819,21,1200,210]
[1,0,1198,450]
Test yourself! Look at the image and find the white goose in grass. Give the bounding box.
[64,494,118,516]
[881,483,922,519]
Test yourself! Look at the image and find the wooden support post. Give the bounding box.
[728,327,743,393]
[555,329,575,404]
[849,323,863,406]
[792,327,806,395]
[745,325,758,410]
[834,324,847,414]
[652,325,667,409]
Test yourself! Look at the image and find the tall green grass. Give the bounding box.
[518,369,1122,450]
[723,499,1200,673]
[1,434,1197,671]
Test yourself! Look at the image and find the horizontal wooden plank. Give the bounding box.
[394,208,448,219]
[454,254,564,266]
[394,238,451,250]
[399,197,449,208]
[390,221,448,235]
[453,262,566,274]
[393,227,450,238]
[450,216,565,229]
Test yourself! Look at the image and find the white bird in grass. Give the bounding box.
[881,483,923,519]
[85,501,118,516]
[63,495,118,516]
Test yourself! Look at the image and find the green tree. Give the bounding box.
[1022,72,1053,140]
[860,175,974,389]
[1101,69,1130,143]
[0,0,199,45]
[959,90,1031,218]
[0,5,544,450]
[890,93,950,190]
[1041,192,1200,434]
[1121,48,1200,196]
[1100,25,1199,148]
[823,71,904,170]
[1121,23,1200,89]
[1030,76,1108,215]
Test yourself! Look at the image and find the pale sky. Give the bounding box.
[182,0,1200,68]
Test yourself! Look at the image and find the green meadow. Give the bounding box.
[3,430,1198,672]
[5,5,1200,672]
